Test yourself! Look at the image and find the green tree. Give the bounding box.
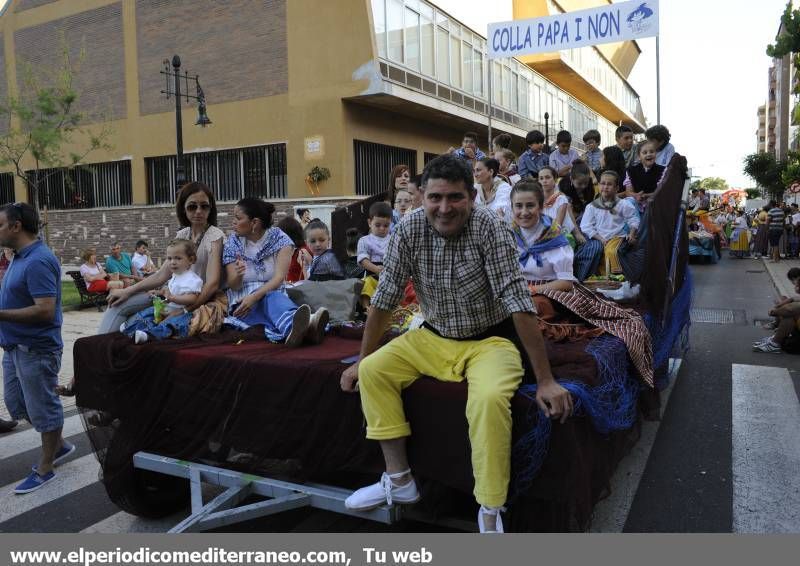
[0,39,111,217]
[691,177,728,192]
[743,152,786,200]
[767,2,800,59]
[744,188,763,200]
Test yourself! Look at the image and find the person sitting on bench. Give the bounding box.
[339,154,572,534]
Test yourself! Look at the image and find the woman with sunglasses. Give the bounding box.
[97,182,227,335]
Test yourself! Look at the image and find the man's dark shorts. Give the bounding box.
[769,230,783,247]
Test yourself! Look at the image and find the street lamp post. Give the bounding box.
[544,112,550,149]
[161,55,212,193]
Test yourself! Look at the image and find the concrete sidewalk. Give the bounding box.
[0,309,103,421]
[762,257,800,300]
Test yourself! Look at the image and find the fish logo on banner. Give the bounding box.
[626,3,655,35]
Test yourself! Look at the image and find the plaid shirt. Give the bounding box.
[372,207,536,339]
[453,147,486,161]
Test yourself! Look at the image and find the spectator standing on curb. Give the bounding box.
[768,201,786,263]
[0,203,74,490]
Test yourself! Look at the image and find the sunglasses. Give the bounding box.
[186,203,211,212]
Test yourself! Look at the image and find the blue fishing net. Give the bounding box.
[510,269,693,499]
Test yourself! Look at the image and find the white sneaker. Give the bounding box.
[344,470,420,510]
[284,305,311,347]
[478,505,505,533]
[753,339,782,353]
[134,331,149,344]
[752,336,771,347]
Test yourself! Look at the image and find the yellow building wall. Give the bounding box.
[1,0,385,204]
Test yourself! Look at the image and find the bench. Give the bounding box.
[66,270,107,311]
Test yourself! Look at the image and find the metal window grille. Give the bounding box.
[25,160,133,210]
[354,140,417,197]
[146,144,287,204]
[0,173,15,204]
[424,152,439,165]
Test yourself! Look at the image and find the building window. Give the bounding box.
[146,144,287,204]
[26,160,133,210]
[387,0,404,63]
[436,25,449,84]
[424,151,439,165]
[420,10,434,76]
[404,6,420,70]
[372,0,387,58]
[449,35,461,90]
[0,173,14,205]
[354,139,417,197]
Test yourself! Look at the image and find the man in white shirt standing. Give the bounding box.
[575,171,640,280]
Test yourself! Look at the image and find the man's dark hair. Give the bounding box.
[0,203,38,234]
[555,130,572,145]
[582,129,601,144]
[645,124,671,144]
[788,267,800,280]
[525,130,545,145]
[615,125,633,139]
[422,154,474,193]
[769,200,777,208]
[135,240,148,249]
[408,174,423,189]
[296,208,309,219]
[368,201,393,220]
[463,131,479,143]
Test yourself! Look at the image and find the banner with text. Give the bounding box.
[487,0,659,59]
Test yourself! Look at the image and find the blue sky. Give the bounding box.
[438,0,790,188]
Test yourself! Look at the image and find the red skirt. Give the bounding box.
[86,279,109,293]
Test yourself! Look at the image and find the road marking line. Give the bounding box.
[0,414,85,460]
[0,453,100,524]
[732,363,800,533]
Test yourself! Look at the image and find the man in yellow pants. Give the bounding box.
[340,154,573,533]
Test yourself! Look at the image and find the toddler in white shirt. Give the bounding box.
[121,239,203,344]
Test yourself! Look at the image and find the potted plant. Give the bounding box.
[305,166,331,196]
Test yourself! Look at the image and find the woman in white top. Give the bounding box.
[473,157,512,223]
[79,248,123,293]
[223,198,328,347]
[101,182,227,334]
[510,181,575,294]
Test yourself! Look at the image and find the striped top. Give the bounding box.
[768,207,786,231]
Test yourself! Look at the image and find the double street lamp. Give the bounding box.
[161,55,211,192]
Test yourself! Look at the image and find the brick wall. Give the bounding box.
[14,3,126,122]
[14,0,58,12]
[44,199,355,265]
[136,0,288,116]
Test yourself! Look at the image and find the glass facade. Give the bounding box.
[371,0,639,147]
